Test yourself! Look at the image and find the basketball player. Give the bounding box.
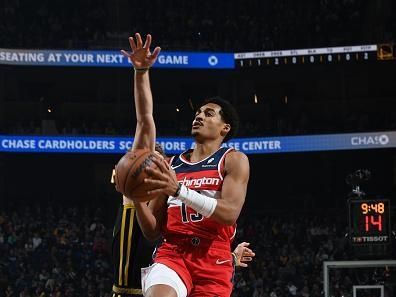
[129,43,250,297]
[111,186,254,297]
[111,146,166,296]
[111,163,254,297]
[111,33,160,297]
[112,33,253,297]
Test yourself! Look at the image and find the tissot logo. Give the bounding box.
[351,134,389,146]
[352,236,389,242]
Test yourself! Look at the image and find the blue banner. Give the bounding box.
[0,49,234,69]
[0,131,394,154]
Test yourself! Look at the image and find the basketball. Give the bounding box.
[114,148,162,202]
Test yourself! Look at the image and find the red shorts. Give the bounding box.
[154,236,234,297]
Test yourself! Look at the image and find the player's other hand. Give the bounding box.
[233,242,255,267]
[121,33,161,69]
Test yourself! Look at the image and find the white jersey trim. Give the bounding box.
[168,155,176,165]
[178,147,224,165]
[230,227,237,240]
[171,162,184,170]
[217,148,234,180]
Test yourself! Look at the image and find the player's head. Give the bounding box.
[192,96,239,143]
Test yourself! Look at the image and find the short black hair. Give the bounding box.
[200,96,239,142]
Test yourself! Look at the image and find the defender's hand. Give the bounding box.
[233,242,255,267]
[121,33,161,69]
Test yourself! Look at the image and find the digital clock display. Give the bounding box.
[348,199,391,245]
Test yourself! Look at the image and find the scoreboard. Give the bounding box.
[348,199,391,245]
[234,44,394,68]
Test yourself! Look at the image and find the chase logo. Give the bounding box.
[351,134,389,146]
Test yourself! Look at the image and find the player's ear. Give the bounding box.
[221,123,231,137]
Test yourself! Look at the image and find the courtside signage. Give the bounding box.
[0,49,234,69]
[0,131,395,154]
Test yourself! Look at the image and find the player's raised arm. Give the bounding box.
[121,33,161,151]
[120,34,165,240]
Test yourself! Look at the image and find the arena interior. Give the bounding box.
[0,1,395,296]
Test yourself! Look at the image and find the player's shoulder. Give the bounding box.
[224,150,249,168]
[223,150,249,178]
[225,149,248,161]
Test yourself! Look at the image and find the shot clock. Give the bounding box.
[348,199,391,245]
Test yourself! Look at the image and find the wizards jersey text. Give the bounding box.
[164,147,236,242]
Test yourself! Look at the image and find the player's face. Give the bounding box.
[191,103,230,143]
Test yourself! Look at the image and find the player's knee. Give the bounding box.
[145,284,178,297]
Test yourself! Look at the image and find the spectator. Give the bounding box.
[1,1,393,51]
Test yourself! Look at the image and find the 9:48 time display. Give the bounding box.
[348,199,391,245]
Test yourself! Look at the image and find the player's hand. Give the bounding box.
[121,33,161,69]
[144,157,179,197]
[233,242,255,267]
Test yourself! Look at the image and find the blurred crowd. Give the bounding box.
[0,206,113,297]
[1,205,394,296]
[3,106,396,137]
[232,213,395,297]
[1,0,394,51]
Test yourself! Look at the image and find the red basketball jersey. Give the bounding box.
[164,147,236,242]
